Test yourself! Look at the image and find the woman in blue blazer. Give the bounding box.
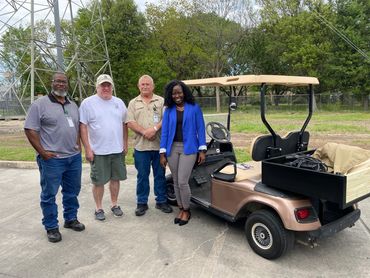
[160,80,206,225]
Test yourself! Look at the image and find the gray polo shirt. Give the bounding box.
[24,94,80,158]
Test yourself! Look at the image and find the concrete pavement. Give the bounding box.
[0,163,369,278]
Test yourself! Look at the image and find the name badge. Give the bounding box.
[153,113,160,124]
[66,116,74,127]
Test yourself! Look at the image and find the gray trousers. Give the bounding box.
[167,142,197,210]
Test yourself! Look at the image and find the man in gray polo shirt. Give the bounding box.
[24,72,85,243]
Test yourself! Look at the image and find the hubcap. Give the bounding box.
[251,223,273,250]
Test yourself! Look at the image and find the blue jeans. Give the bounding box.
[36,153,82,230]
[134,150,166,204]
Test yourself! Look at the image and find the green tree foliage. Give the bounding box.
[101,0,147,101]
[71,0,156,101]
[2,0,368,110]
[325,0,370,109]
[234,0,369,108]
[0,21,52,96]
[146,1,244,80]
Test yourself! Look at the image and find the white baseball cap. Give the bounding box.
[96,74,114,86]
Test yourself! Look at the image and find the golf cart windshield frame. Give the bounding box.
[184,74,319,152]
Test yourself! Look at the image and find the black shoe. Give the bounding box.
[46,228,62,243]
[155,202,173,213]
[64,219,85,231]
[135,204,148,216]
[179,210,191,226]
[174,208,183,224]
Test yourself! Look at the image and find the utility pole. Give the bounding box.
[53,0,64,71]
[30,0,35,103]
[69,0,82,101]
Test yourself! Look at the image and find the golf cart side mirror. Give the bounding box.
[230,97,237,111]
[230,102,237,111]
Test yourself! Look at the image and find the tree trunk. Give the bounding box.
[363,94,369,111]
[216,86,221,112]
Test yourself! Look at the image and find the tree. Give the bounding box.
[72,0,152,101]
[326,0,370,109]
[146,0,247,111]
[0,21,52,97]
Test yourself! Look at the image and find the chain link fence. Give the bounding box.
[0,93,368,119]
[0,99,30,119]
[196,93,369,113]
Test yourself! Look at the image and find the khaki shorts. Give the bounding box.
[90,152,127,185]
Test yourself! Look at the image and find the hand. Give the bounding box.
[198,152,206,165]
[123,145,128,155]
[40,150,58,160]
[85,149,94,162]
[160,154,167,168]
[142,127,157,141]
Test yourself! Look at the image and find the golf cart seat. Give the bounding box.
[251,131,310,161]
[212,161,237,182]
[212,131,309,182]
[213,160,262,182]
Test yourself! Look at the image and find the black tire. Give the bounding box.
[166,175,177,206]
[245,210,294,260]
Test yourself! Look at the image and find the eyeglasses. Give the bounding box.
[53,80,68,84]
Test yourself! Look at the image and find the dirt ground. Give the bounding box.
[1,119,369,151]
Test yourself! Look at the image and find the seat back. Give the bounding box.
[251,131,310,161]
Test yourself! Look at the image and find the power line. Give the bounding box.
[312,10,370,62]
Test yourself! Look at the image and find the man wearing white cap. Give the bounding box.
[79,74,128,221]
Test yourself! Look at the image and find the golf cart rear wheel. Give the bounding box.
[245,210,294,260]
[166,176,177,206]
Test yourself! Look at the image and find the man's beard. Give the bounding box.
[52,90,67,97]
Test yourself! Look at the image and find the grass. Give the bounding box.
[229,111,370,134]
[0,146,36,161]
[234,148,251,162]
[0,111,369,163]
[0,144,136,165]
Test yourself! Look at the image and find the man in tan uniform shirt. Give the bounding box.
[126,75,173,216]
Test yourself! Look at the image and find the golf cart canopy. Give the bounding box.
[183,75,319,87]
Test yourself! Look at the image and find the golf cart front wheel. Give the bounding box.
[166,176,177,206]
[245,210,294,260]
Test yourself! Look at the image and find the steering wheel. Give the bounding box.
[206,122,230,143]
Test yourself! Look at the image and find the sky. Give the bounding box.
[135,0,157,11]
[0,0,156,36]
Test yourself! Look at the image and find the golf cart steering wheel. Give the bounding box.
[206,122,230,143]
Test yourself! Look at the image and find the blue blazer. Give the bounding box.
[160,102,206,156]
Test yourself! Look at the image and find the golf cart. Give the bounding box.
[165,75,370,260]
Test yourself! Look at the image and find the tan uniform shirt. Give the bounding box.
[126,94,164,151]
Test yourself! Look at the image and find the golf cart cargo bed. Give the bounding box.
[262,150,370,209]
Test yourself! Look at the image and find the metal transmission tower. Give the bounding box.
[0,0,112,118]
